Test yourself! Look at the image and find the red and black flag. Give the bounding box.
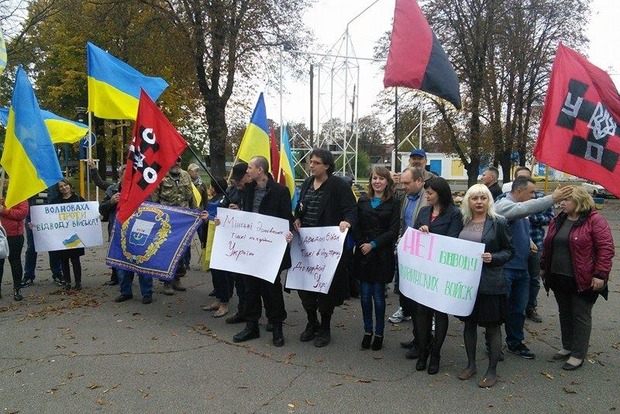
[383,0,461,109]
[534,44,620,198]
[116,89,188,223]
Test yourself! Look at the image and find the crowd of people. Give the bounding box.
[1,147,615,388]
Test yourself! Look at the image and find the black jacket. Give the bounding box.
[295,175,357,228]
[414,204,464,238]
[243,176,293,271]
[353,194,400,283]
[476,216,514,294]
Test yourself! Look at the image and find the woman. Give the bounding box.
[541,186,614,371]
[50,179,85,290]
[0,179,29,301]
[458,184,514,388]
[353,167,400,351]
[203,177,231,318]
[413,176,463,374]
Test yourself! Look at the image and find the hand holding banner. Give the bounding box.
[397,228,484,316]
[285,226,348,294]
[210,208,289,283]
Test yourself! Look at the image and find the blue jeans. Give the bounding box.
[118,268,153,297]
[360,281,386,336]
[504,268,529,348]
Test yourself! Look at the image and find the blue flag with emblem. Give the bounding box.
[106,202,202,280]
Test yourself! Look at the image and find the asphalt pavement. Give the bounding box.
[1,201,619,413]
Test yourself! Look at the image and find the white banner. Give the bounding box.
[285,226,348,294]
[30,201,103,252]
[397,228,485,317]
[210,209,289,283]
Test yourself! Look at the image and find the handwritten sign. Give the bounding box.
[30,201,103,252]
[210,209,289,283]
[285,226,348,294]
[397,228,485,316]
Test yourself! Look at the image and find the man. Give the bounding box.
[512,166,553,323]
[389,167,429,359]
[494,177,572,359]
[294,148,357,347]
[392,148,435,192]
[481,166,502,200]
[231,156,293,347]
[185,163,209,268]
[223,162,251,325]
[151,156,196,295]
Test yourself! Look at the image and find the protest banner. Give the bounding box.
[285,226,348,294]
[210,208,289,283]
[30,201,103,251]
[397,228,484,316]
[106,202,202,280]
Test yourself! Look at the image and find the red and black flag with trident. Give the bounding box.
[383,0,461,110]
[534,44,620,198]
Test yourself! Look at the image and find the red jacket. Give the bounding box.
[541,209,614,292]
[0,200,29,236]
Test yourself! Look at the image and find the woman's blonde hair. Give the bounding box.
[568,185,595,213]
[460,184,500,225]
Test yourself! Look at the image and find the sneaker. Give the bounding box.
[507,343,535,359]
[526,307,543,323]
[142,295,153,304]
[52,275,64,286]
[21,277,34,288]
[388,307,411,324]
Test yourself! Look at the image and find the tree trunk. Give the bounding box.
[206,103,228,178]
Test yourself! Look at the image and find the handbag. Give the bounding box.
[0,224,9,260]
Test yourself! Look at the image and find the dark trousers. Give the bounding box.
[243,273,287,323]
[59,252,82,286]
[298,290,335,317]
[0,235,24,288]
[231,272,246,313]
[553,286,595,359]
[212,268,231,304]
[527,251,542,309]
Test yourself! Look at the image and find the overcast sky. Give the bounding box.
[264,0,620,126]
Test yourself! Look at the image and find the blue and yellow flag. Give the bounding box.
[0,107,87,144]
[279,125,298,211]
[63,233,84,248]
[236,93,271,168]
[87,42,168,120]
[0,66,63,208]
[0,28,7,75]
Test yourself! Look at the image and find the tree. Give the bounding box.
[138,0,313,176]
[426,0,588,185]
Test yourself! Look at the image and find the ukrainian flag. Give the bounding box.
[236,93,270,168]
[87,42,168,120]
[63,233,83,248]
[0,28,6,75]
[0,108,87,144]
[279,125,298,211]
[0,66,63,209]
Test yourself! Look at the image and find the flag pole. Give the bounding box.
[186,145,231,205]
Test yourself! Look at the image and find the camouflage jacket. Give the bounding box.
[151,170,196,208]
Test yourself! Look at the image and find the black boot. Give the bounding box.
[233,321,260,343]
[416,351,428,371]
[14,288,23,302]
[300,310,319,342]
[428,351,441,375]
[314,314,332,347]
[272,323,284,347]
